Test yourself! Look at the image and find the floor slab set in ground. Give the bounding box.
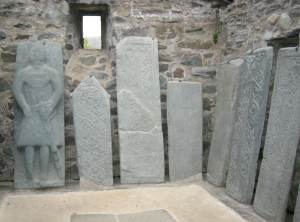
[0,183,248,222]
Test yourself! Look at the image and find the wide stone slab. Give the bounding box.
[119,210,177,222]
[71,214,116,222]
[167,81,202,181]
[116,36,164,184]
[13,41,65,189]
[71,210,176,222]
[253,47,300,222]
[226,47,273,204]
[207,59,243,187]
[73,77,113,186]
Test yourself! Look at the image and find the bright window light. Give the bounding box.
[83,16,102,49]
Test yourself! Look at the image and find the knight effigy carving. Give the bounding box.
[13,41,65,189]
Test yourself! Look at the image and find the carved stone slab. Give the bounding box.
[294,184,300,222]
[73,77,113,186]
[167,81,203,181]
[207,59,243,187]
[116,37,164,184]
[225,47,273,204]
[253,48,300,221]
[13,41,64,189]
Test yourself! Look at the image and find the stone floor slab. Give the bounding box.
[71,214,116,222]
[118,209,176,222]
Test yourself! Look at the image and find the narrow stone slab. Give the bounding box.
[294,184,300,222]
[167,81,202,181]
[207,59,243,187]
[13,41,65,189]
[253,47,300,221]
[71,214,116,222]
[119,210,177,222]
[116,37,164,184]
[226,47,273,204]
[73,77,113,186]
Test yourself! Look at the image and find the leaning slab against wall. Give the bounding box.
[167,81,202,181]
[253,47,300,222]
[116,37,164,184]
[73,77,113,186]
[226,47,273,204]
[13,41,65,189]
[207,59,243,187]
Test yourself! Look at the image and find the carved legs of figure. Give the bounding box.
[25,146,34,180]
[40,145,49,181]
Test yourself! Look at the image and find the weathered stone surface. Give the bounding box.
[116,37,164,184]
[294,184,300,222]
[226,47,273,204]
[118,210,177,222]
[207,59,243,187]
[253,48,300,222]
[73,76,113,186]
[13,41,65,189]
[167,81,203,181]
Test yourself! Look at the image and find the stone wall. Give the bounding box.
[0,0,221,181]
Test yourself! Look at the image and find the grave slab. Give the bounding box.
[116,37,164,184]
[207,59,243,187]
[73,77,113,186]
[226,47,273,204]
[253,47,300,222]
[13,41,65,189]
[167,81,203,181]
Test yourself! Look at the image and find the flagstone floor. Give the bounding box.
[0,176,266,222]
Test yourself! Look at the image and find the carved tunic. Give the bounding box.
[14,64,61,148]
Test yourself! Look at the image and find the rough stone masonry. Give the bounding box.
[116,37,164,184]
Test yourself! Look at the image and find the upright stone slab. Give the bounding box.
[167,81,203,181]
[13,41,64,189]
[253,48,300,222]
[73,77,113,186]
[226,47,273,204]
[116,37,164,184]
[294,184,300,222]
[207,59,243,187]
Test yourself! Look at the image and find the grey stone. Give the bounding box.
[79,56,96,66]
[191,66,216,78]
[278,13,292,30]
[167,81,202,181]
[0,30,6,40]
[71,214,116,222]
[207,59,243,187]
[73,77,113,186]
[226,47,273,204]
[13,41,65,189]
[37,32,58,40]
[116,37,164,184]
[294,184,300,222]
[181,54,202,66]
[118,210,177,222]
[253,48,300,222]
